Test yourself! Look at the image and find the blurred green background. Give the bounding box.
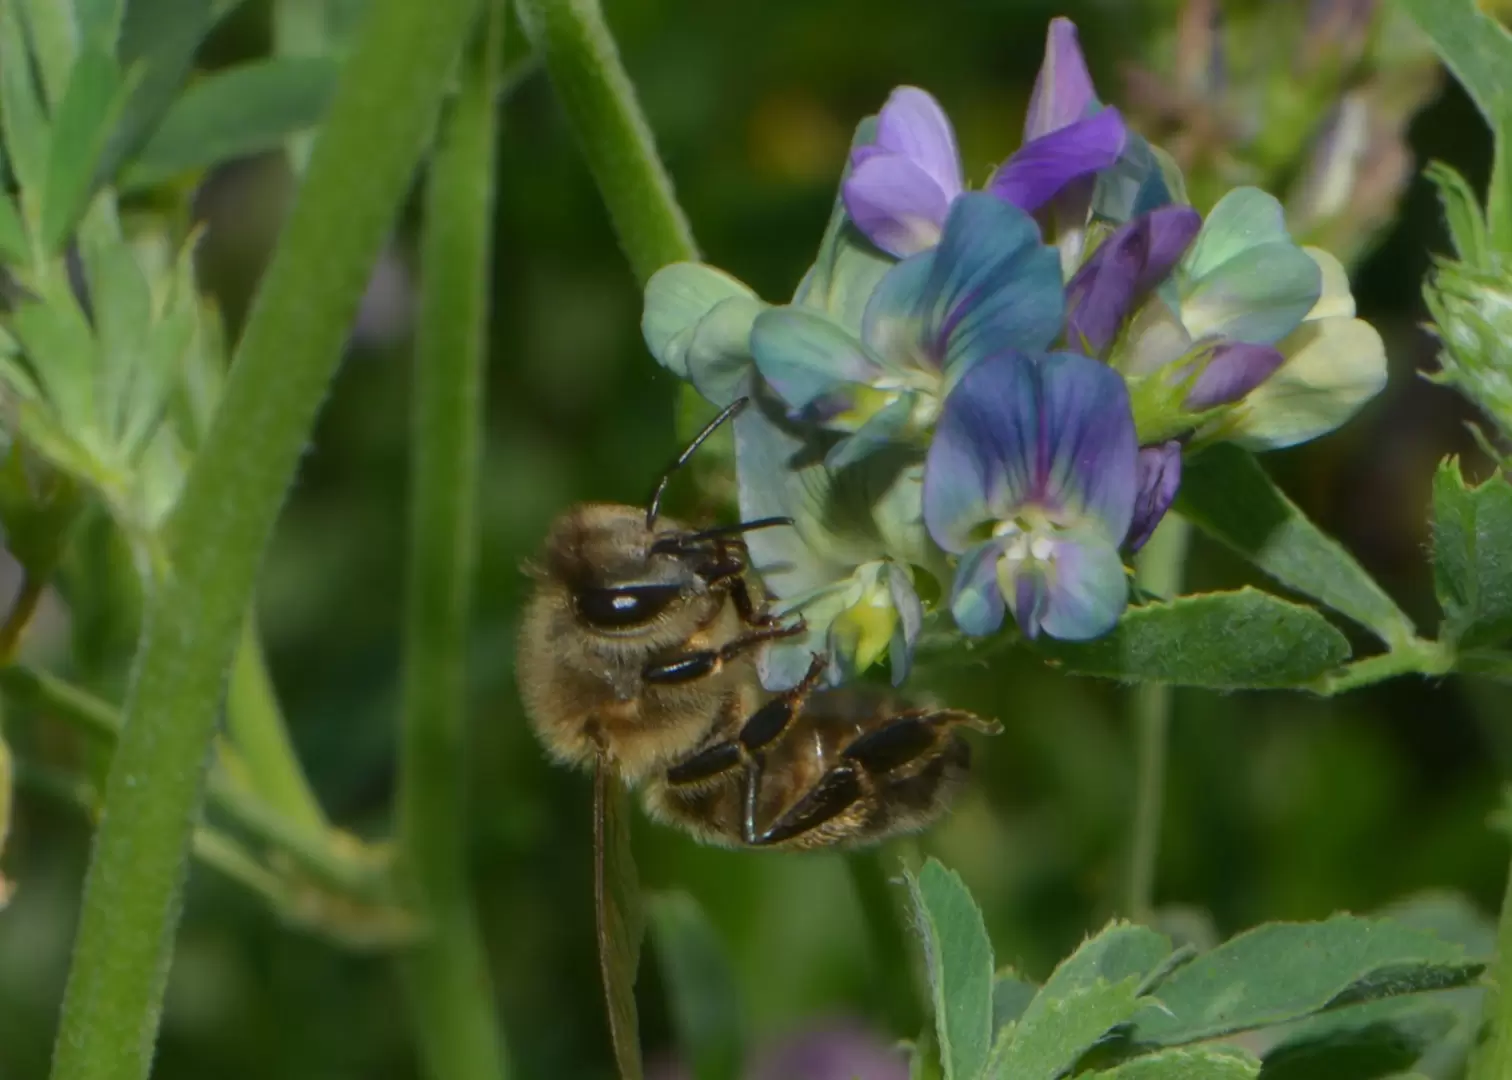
[1,0,1508,1077]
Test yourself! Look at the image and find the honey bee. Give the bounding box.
[517,397,999,853]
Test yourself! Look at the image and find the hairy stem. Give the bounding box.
[515,0,697,282]
[1472,821,1512,1080]
[1125,514,1191,922]
[394,4,511,1079]
[1308,639,1454,695]
[847,848,926,1038]
[227,617,326,830]
[47,0,481,1075]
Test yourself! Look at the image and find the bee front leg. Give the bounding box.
[641,620,807,685]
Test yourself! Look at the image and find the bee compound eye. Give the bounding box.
[575,584,683,629]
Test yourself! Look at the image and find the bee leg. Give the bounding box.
[748,709,1000,847]
[642,619,807,685]
[662,654,828,788]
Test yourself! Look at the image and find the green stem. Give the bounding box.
[11,754,293,916]
[846,848,926,1038]
[1308,638,1455,695]
[1472,823,1512,1080]
[1125,514,1191,922]
[0,572,46,663]
[515,0,696,283]
[47,0,481,1075]
[394,4,510,1079]
[227,617,326,830]
[0,663,380,896]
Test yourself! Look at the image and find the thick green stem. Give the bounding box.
[46,0,481,1076]
[846,848,926,1038]
[227,618,326,830]
[394,4,510,1080]
[1472,828,1512,1080]
[515,0,696,282]
[1124,515,1191,922]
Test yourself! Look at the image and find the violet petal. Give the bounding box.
[988,108,1128,215]
[1025,17,1099,140]
[1185,341,1286,410]
[1126,441,1182,553]
[1065,204,1202,356]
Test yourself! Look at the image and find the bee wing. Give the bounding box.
[594,760,646,1080]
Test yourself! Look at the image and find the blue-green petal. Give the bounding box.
[824,394,914,470]
[685,294,765,406]
[1182,241,1323,345]
[949,539,1008,637]
[1179,188,1322,344]
[1030,526,1129,640]
[642,262,758,377]
[861,193,1063,377]
[750,307,888,413]
[886,562,923,685]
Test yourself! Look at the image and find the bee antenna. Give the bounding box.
[646,397,749,529]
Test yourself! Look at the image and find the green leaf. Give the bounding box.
[1130,915,1485,1047]
[121,57,338,190]
[98,0,243,184]
[991,981,1142,1080]
[1395,0,1512,137]
[1425,162,1490,268]
[597,767,645,1080]
[647,891,744,1080]
[993,971,1038,1030]
[1036,923,1174,995]
[0,0,51,196]
[1257,995,1462,1080]
[41,43,124,251]
[1037,588,1351,689]
[906,858,995,1080]
[1432,457,1512,649]
[1087,1048,1261,1079]
[989,923,1174,1080]
[0,192,29,264]
[77,0,126,50]
[1178,444,1415,647]
[1396,0,1512,249]
[7,291,99,435]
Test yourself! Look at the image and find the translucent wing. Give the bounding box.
[595,760,645,1080]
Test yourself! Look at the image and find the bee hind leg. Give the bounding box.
[749,708,1001,848]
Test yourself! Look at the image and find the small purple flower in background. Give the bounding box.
[842,19,1126,259]
[924,351,1137,641]
[750,193,1063,469]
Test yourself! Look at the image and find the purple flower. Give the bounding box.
[1064,204,1203,357]
[842,20,1127,258]
[924,351,1137,641]
[1127,441,1183,553]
